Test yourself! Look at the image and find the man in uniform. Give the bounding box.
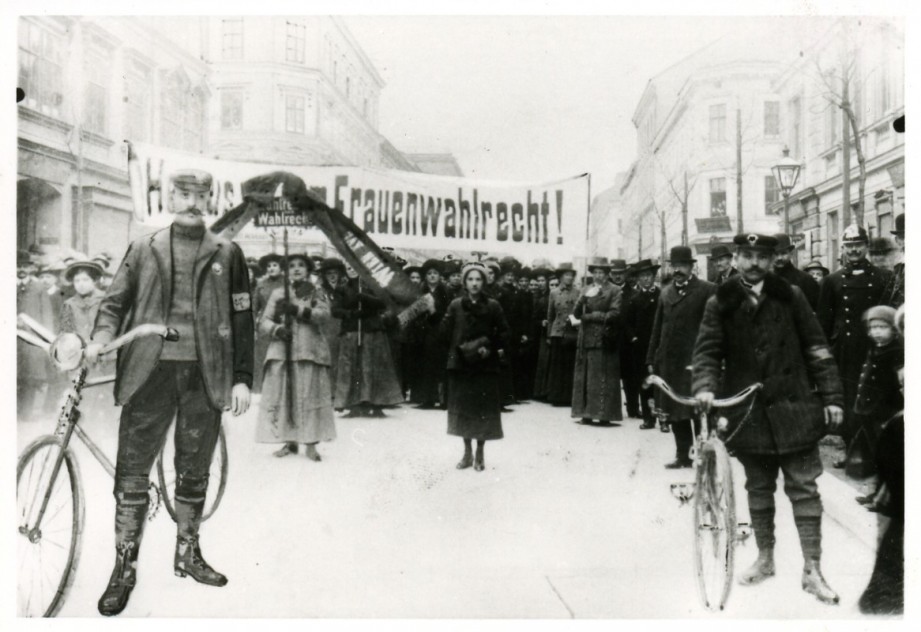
[711,244,738,285]
[623,259,660,429]
[646,246,717,467]
[816,224,893,469]
[87,169,254,616]
[772,234,819,310]
[609,259,639,418]
[693,233,844,604]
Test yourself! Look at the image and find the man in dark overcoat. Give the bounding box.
[711,244,739,285]
[772,234,819,310]
[609,259,639,418]
[646,246,716,467]
[883,213,904,307]
[87,170,254,616]
[693,233,844,605]
[815,224,893,468]
[624,259,660,429]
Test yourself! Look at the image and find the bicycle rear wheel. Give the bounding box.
[693,438,736,611]
[156,422,228,522]
[17,435,85,617]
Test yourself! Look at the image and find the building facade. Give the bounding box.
[588,173,627,260]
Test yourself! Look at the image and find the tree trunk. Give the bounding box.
[845,105,867,228]
[841,75,852,227]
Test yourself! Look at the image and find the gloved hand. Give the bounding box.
[297,307,312,322]
[274,299,299,319]
[273,325,292,341]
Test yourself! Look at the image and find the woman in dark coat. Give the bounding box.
[531,268,552,400]
[440,262,509,471]
[545,263,580,406]
[411,259,451,408]
[571,258,623,425]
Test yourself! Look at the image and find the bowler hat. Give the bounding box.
[64,260,104,282]
[586,256,612,272]
[258,253,285,274]
[318,257,347,274]
[667,246,695,264]
[711,245,733,260]
[733,234,778,252]
[803,260,829,276]
[869,237,895,254]
[422,259,444,275]
[891,213,904,237]
[773,234,796,253]
[170,169,213,193]
[841,224,869,243]
[631,258,660,274]
[556,262,577,276]
[609,259,628,273]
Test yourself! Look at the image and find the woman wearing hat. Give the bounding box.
[256,252,336,460]
[571,257,623,425]
[317,257,348,393]
[546,263,580,406]
[410,259,451,409]
[440,261,509,471]
[530,267,553,400]
[252,253,286,393]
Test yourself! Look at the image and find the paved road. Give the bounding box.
[17,398,881,618]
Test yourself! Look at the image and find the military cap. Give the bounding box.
[733,233,778,252]
[442,253,457,262]
[64,260,104,282]
[773,234,796,253]
[169,169,213,193]
[869,237,895,253]
[711,244,733,260]
[609,259,628,273]
[668,245,696,263]
[841,224,869,243]
[891,213,904,237]
[422,258,444,275]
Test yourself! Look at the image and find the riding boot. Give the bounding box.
[174,499,228,587]
[98,499,147,616]
[795,516,838,604]
[739,508,776,585]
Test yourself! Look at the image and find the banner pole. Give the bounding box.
[283,227,296,430]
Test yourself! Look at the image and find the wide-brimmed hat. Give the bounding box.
[774,234,796,253]
[286,251,314,271]
[585,256,612,272]
[258,253,285,273]
[92,251,114,270]
[891,213,904,238]
[609,259,628,273]
[40,259,67,275]
[842,224,869,244]
[711,244,733,260]
[631,258,660,275]
[318,257,347,274]
[667,246,696,264]
[422,258,444,275]
[803,260,830,276]
[869,237,895,254]
[64,260,104,282]
[556,262,577,276]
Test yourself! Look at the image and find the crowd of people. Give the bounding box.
[15,168,905,616]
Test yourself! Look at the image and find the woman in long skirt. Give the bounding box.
[256,253,336,461]
[440,262,509,471]
[571,258,623,425]
[411,259,451,408]
[546,264,580,406]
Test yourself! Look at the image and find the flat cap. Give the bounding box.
[733,233,778,251]
[170,169,213,192]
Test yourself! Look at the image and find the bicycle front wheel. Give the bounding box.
[693,438,736,611]
[17,435,85,618]
[157,422,228,522]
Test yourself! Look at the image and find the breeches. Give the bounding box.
[736,446,823,518]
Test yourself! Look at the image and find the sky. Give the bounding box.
[345,15,837,196]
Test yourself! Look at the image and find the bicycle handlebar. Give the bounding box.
[644,374,761,409]
[98,324,180,356]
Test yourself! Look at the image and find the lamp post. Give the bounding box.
[771,146,802,234]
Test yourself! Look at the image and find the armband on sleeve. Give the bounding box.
[232,292,252,312]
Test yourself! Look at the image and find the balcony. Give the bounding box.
[694,216,732,233]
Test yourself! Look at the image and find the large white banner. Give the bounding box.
[128,143,590,260]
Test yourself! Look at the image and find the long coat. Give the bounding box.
[92,226,255,408]
[410,282,451,403]
[692,274,843,455]
[17,278,56,384]
[774,261,819,311]
[259,283,332,365]
[624,286,660,372]
[646,276,716,420]
[60,289,106,342]
[815,259,893,437]
[547,285,580,338]
[571,280,623,420]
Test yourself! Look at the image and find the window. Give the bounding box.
[764,100,780,137]
[709,178,727,217]
[285,94,304,133]
[709,104,726,143]
[788,96,803,157]
[222,19,243,60]
[764,175,781,215]
[221,90,243,130]
[83,38,110,135]
[285,20,305,64]
[123,59,151,142]
[18,20,64,118]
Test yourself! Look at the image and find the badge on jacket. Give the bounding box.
[232,292,251,312]
[212,262,224,276]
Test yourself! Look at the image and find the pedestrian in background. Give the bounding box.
[530,267,552,401]
[318,258,347,400]
[803,260,830,284]
[884,213,904,308]
[772,234,819,311]
[608,259,637,418]
[252,253,285,394]
[257,252,336,461]
[711,244,738,285]
[546,263,580,407]
[17,250,55,422]
[440,262,509,471]
[411,259,451,409]
[623,259,661,429]
[572,257,623,426]
[868,237,896,272]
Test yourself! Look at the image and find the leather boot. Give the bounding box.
[802,559,839,604]
[174,497,227,586]
[98,499,147,616]
[738,547,775,585]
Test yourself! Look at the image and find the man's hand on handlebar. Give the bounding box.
[231,383,251,416]
[84,342,105,366]
[695,391,715,413]
[824,405,844,432]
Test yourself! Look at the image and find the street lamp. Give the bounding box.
[771,146,801,234]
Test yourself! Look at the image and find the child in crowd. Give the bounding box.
[853,305,904,511]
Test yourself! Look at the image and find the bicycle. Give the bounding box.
[645,374,761,612]
[16,316,228,617]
